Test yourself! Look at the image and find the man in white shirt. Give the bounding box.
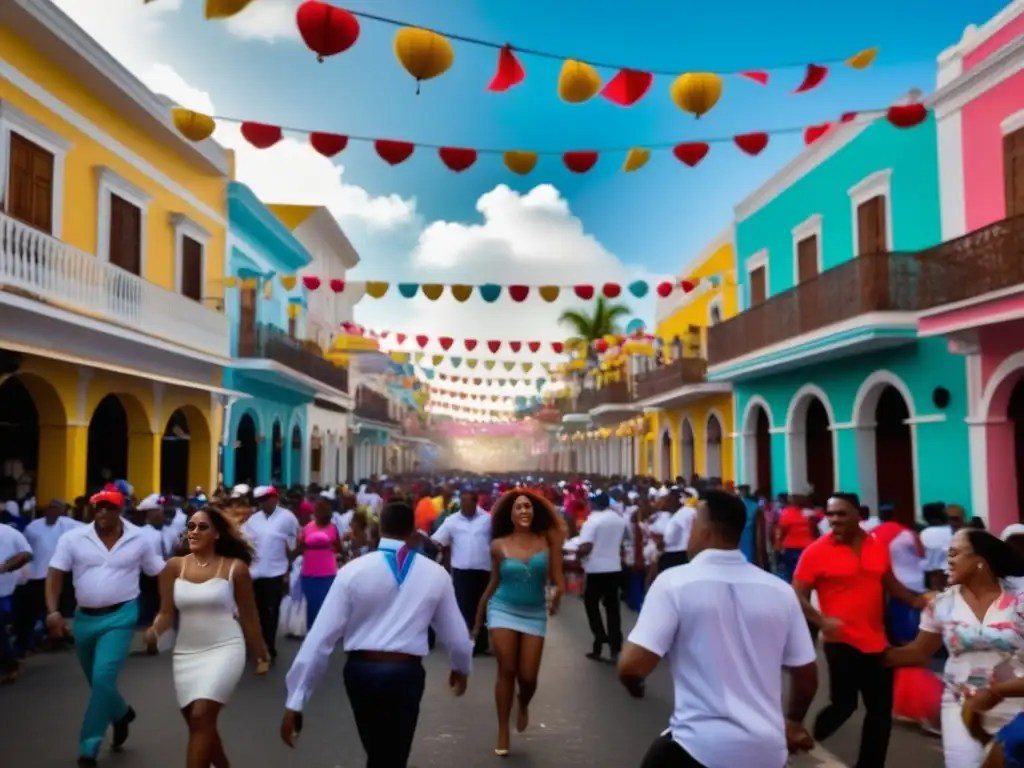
[242,485,300,664]
[659,490,697,572]
[578,491,627,662]
[136,494,178,652]
[618,490,819,768]
[431,488,492,655]
[45,487,166,766]
[15,498,81,655]
[281,501,472,767]
[0,521,32,682]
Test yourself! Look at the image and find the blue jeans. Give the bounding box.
[301,575,335,629]
[73,601,138,758]
[343,656,425,767]
[0,594,14,672]
[780,548,804,584]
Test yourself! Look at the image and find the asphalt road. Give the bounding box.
[2,596,943,767]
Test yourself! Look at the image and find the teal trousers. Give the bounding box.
[73,600,138,758]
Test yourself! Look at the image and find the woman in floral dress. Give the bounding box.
[886,528,1024,767]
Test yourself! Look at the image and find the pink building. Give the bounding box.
[918,0,1024,529]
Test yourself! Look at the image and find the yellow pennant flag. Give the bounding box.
[280,275,297,291]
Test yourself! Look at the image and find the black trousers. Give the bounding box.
[815,642,893,768]
[658,550,689,572]
[452,568,490,654]
[138,574,160,627]
[12,578,45,654]
[584,571,623,654]
[343,656,426,768]
[252,577,285,660]
[640,734,706,767]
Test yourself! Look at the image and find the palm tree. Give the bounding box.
[558,297,632,371]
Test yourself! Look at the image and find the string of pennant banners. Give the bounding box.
[168,1,885,110]
[389,351,555,374]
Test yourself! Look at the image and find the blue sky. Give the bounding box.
[57,0,1008,350]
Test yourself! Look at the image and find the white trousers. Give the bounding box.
[941,702,984,768]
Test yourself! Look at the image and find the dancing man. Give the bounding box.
[45,486,166,767]
[281,501,472,767]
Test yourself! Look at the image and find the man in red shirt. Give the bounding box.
[775,493,815,583]
[793,492,927,768]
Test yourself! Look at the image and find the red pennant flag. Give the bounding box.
[309,132,348,157]
[464,339,478,351]
[562,151,599,174]
[487,45,526,92]
[488,340,501,353]
[439,337,454,351]
[240,122,283,149]
[527,341,540,353]
[508,285,530,302]
[600,69,653,107]
[841,111,859,123]
[887,103,927,129]
[396,333,407,344]
[739,70,769,85]
[302,276,321,290]
[574,285,595,300]
[673,142,710,167]
[804,123,832,145]
[734,132,769,156]
[375,139,415,166]
[552,342,564,353]
[794,64,828,94]
[656,281,674,298]
[603,282,622,298]
[438,147,478,172]
[329,278,345,293]
[680,280,696,292]
[510,341,522,352]
[415,335,429,348]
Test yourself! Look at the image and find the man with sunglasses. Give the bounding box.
[44,486,167,767]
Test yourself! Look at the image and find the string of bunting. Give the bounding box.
[172,1,884,109]
[426,403,514,420]
[437,372,539,387]
[173,104,929,175]
[390,351,556,374]
[429,387,519,404]
[223,272,734,302]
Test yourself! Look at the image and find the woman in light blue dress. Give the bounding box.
[473,489,565,757]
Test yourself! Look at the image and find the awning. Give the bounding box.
[1,340,250,400]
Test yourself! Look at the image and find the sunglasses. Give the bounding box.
[185,521,211,532]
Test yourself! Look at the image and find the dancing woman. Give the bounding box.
[473,489,566,757]
[146,507,269,768]
[296,495,341,628]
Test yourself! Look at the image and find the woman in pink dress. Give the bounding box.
[295,496,341,628]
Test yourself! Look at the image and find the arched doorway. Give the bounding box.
[234,413,257,486]
[0,376,38,501]
[875,386,914,525]
[742,398,774,496]
[705,413,723,480]
[0,372,68,503]
[1008,380,1024,522]
[289,423,302,486]
[680,418,696,481]
[755,409,772,497]
[271,421,283,484]
[660,429,672,482]
[786,387,836,506]
[87,394,129,492]
[161,408,190,496]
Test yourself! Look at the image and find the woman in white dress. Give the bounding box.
[146,507,268,768]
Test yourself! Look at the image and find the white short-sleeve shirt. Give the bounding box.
[23,516,83,580]
[431,510,492,571]
[579,510,627,574]
[0,525,32,598]
[49,522,166,608]
[628,548,816,768]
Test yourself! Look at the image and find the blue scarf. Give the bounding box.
[377,538,416,587]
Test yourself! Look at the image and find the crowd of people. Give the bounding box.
[2,471,1024,767]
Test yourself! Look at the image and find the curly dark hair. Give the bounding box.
[966,529,1024,579]
[490,489,558,539]
[174,506,255,565]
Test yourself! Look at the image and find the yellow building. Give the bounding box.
[0,0,237,503]
[637,226,739,483]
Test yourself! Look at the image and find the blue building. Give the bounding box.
[222,182,317,488]
[706,112,971,524]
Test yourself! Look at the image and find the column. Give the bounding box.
[300,425,312,486]
[39,422,88,503]
[128,430,161,495]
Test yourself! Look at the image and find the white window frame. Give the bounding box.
[0,100,71,238]
[707,294,724,326]
[791,213,823,283]
[848,169,893,256]
[743,248,770,309]
[169,212,210,300]
[95,165,152,275]
[1001,109,1024,137]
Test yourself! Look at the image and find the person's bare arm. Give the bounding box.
[884,631,943,667]
[149,557,181,637]
[232,561,270,663]
[472,544,503,636]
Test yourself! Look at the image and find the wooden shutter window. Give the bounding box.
[109,195,142,275]
[796,235,819,283]
[7,132,54,234]
[749,265,767,306]
[856,196,887,256]
[288,316,297,339]
[1005,127,1024,218]
[180,236,203,301]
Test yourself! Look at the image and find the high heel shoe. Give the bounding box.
[494,749,509,757]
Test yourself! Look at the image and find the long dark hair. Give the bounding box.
[174,506,255,565]
[966,529,1024,579]
[490,489,558,539]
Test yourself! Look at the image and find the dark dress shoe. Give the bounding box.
[112,706,135,750]
[77,757,98,767]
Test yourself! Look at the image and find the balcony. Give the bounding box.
[916,215,1024,309]
[575,380,633,412]
[0,211,229,358]
[707,251,920,368]
[238,323,349,393]
[634,357,708,400]
[354,386,398,425]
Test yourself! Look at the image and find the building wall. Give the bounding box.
[648,393,735,482]
[963,77,1024,232]
[655,234,739,348]
[733,338,970,512]
[0,27,228,301]
[735,117,942,305]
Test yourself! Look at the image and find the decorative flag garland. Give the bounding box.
[426,403,514,420]
[173,105,929,175]
[390,351,556,373]
[428,387,521,404]
[223,273,734,303]
[285,1,879,110]
[437,372,539,387]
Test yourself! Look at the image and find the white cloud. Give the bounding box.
[356,185,657,360]
[52,0,414,230]
[223,0,300,43]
